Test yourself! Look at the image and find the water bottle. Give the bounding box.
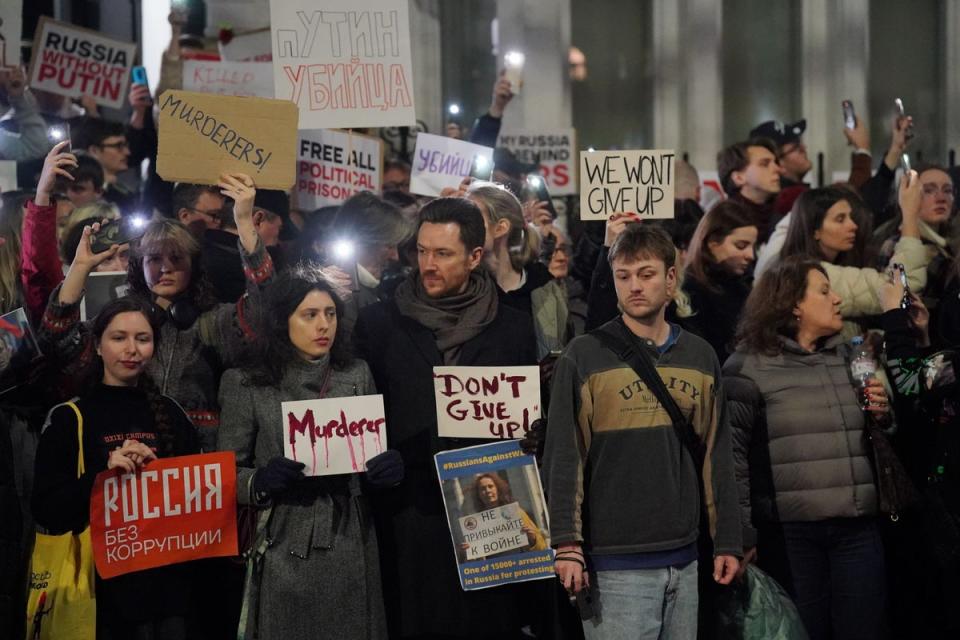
[849,336,877,410]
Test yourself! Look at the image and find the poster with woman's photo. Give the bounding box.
[80,271,130,321]
[0,307,41,393]
[435,440,555,590]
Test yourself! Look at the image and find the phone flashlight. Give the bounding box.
[527,174,558,220]
[503,50,525,95]
[470,154,494,181]
[448,103,461,116]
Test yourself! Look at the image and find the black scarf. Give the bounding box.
[394,269,499,364]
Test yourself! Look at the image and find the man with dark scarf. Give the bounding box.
[355,198,549,639]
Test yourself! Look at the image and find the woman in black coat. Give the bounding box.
[682,201,758,363]
[32,297,199,639]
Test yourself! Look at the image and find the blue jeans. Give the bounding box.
[582,561,698,640]
[781,518,886,640]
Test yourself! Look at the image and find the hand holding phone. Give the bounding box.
[503,51,525,95]
[526,174,558,220]
[90,217,148,254]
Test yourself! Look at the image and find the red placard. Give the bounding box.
[89,452,238,579]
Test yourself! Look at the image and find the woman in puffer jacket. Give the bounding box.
[758,173,928,338]
[723,257,892,640]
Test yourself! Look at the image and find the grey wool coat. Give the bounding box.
[217,356,386,640]
[723,334,878,548]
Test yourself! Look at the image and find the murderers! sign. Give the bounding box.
[497,129,577,196]
[269,0,416,129]
[283,394,387,476]
[580,149,676,220]
[156,89,298,190]
[410,133,494,197]
[435,440,554,590]
[182,60,274,98]
[89,452,239,579]
[28,17,137,110]
[297,129,383,208]
[0,1,22,69]
[433,366,541,440]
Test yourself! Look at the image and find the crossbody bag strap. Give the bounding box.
[591,323,704,471]
[65,401,85,478]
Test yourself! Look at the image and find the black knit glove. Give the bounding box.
[365,450,404,488]
[520,418,547,459]
[253,456,305,498]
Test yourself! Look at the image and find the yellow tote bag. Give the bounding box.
[24,402,96,640]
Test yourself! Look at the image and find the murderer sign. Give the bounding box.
[156,90,298,190]
[497,129,577,196]
[580,149,675,220]
[433,366,541,440]
[28,17,137,110]
[89,452,239,579]
[283,394,388,476]
[269,0,416,129]
[297,129,383,208]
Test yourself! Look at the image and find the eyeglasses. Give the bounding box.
[921,185,955,198]
[98,141,129,150]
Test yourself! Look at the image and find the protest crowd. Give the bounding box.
[1,2,960,640]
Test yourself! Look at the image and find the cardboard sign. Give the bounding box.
[497,129,577,196]
[0,308,41,393]
[80,272,130,322]
[297,129,383,208]
[433,366,541,440]
[410,133,494,197]
[269,0,417,129]
[283,394,387,476]
[156,90,298,190]
[459,502,528,560]
[182,60,274,98]
[580,150,676,220]
[28,17,137,110]
[0,1,22,69]
[218,29,272,62]
[435,440,554,590]
[89,452,239,579]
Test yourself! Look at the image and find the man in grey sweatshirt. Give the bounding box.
[543,224,741,639]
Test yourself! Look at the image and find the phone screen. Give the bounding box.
[842,100,856,130]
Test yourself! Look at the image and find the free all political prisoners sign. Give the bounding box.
[297,129,383,208]
[28,17,137,110]
[283,394,387,476]
[269,0,416,129]
[157,90,298,190]
[433,366,541,440]
[497,129,577,196]
[579,149,676,221]
[89,452,238,579]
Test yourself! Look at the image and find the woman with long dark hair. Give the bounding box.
[724,257,891,640]
[681,200,758,362]
[217,265,402,640]
[759,176,929,330]
[32,296,199,639]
